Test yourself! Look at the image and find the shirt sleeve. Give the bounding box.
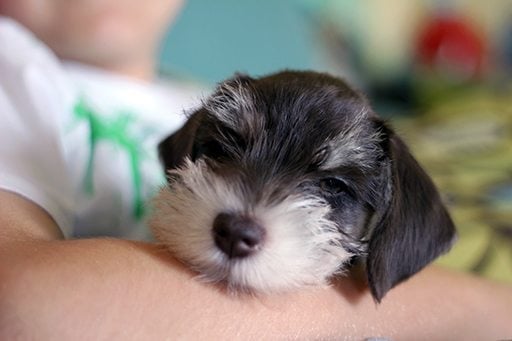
[0,17,76,237]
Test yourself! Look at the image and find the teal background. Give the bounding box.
[159,0,323,84]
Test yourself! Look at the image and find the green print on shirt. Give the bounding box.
[73,98,145,219]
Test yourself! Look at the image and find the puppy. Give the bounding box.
[150,70,456,302]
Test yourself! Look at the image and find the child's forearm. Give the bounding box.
[1,192,511,340]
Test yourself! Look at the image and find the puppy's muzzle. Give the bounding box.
[212,212,266,258]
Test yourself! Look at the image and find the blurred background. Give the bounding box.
[160,0,512,283]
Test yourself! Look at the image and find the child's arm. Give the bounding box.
[1,189,511,340]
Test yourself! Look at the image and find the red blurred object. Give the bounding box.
[416,12,486,80]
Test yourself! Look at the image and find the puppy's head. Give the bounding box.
[151,71,456,302]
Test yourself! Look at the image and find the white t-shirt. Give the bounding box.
[0,17,200,239]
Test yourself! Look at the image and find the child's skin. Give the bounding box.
[1,1,511,339]
[0,0,184,80]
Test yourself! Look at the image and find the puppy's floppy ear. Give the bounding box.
[367,120,456,302]
[158,109,204,175]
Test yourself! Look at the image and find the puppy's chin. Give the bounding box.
[150,159,354,293]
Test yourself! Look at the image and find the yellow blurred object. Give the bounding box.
[396,88,512,283]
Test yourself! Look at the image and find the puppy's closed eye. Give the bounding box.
[319,177,356,199]
[193,124,246,163]
[192,139,226,161]
[151,70,456,302]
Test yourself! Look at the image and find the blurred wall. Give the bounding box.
[159,0,323,84]
[159,0,512,85]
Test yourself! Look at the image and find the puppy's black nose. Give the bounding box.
[212,212,265,258]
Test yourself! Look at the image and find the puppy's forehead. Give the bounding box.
[203,75,259,131]
[203,71,378,168]
[206,72,369,127]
